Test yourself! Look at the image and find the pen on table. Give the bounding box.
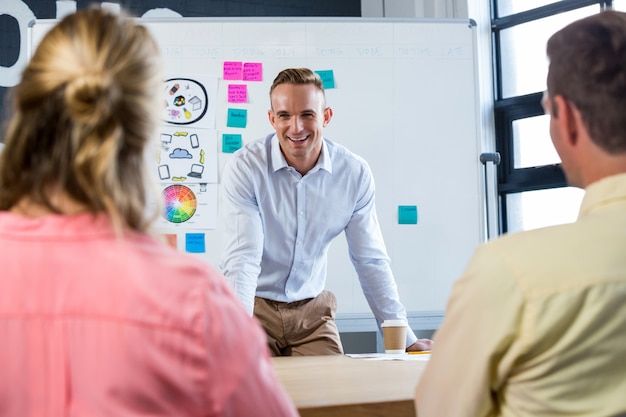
[408,351,431,355]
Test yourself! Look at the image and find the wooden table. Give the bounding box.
[272,355,428,417]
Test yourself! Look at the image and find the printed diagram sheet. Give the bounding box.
[155,75,219,231]
[155,182,218,230]
[163,76,218,129]
[157,127,218,184]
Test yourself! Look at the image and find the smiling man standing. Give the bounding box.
[220,67,431,356]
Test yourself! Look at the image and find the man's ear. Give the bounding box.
[552,95,578,146]
[323,107,333,127]
[268,109,276,128]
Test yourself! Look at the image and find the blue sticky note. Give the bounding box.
[315,70,335,89]
[398,206,418,225]
[222,133,242,153]
[185,233,206,253]
[227,108,247,128]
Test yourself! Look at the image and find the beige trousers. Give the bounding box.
[253,290,344,356]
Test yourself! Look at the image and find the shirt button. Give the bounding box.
[299,211,304,215]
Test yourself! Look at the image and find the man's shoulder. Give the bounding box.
[474,220,592,290]
[324,137,369,169]
[226,134,273,172]
[483,222,575,258]
[234,134,272,158]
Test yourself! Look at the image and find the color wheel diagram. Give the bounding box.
[162,184,197,223]
[156,183,218,230]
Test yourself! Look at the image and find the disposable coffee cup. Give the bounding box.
[382,319,407,354]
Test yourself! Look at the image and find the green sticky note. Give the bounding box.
[315,70,335,89]
[185,233,206,253]
[227,108,247,128]
[398,206,418,224]
[222,133,242,153]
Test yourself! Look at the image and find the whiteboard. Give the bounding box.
[29,17,485,324]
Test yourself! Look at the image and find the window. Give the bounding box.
[498,6,598,98]
[496,0,564,16]
[506,187,585,232]
[611,0,626,10]
[491,0,611,234]
[512,114,556,169]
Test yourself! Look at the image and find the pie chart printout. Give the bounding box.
[162,185,197,223]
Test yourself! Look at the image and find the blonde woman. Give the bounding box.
[0,8,297,416]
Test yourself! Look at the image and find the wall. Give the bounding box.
[0,0,360,125]
[361,0,469,18]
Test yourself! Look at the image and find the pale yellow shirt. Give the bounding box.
[416,173,626,417]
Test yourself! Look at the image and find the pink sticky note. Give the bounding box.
[243,62,263,81]
[228,84,248,103]
[223,61,243,80]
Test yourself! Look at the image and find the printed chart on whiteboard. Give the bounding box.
[156,75,219,231]
[157,182,217,229]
